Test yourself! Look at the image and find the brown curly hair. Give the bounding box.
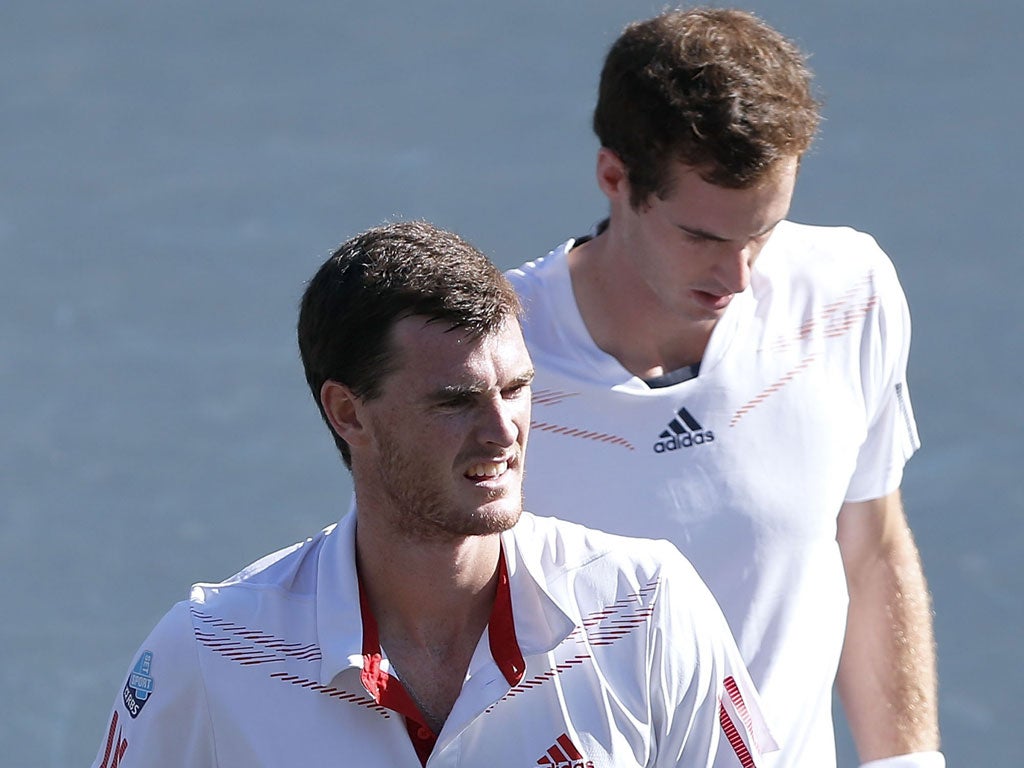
[593,7,821,207]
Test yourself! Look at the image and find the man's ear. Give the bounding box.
[320,380,367,446]
[595,147,630,203]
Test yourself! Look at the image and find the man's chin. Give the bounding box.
[471,502,522,535]
[472,485,523,523]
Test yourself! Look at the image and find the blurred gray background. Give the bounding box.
[2,1,1020,765]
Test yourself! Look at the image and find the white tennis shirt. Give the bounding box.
[92,511,775,767]
[508,221,921,768]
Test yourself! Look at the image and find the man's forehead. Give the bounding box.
[389,314,529,367]
[663,158,798,232]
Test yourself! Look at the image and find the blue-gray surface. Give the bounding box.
[2,1,1020,765]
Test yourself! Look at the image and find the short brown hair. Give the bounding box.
[593,7,821,207]
[297,220,521,467]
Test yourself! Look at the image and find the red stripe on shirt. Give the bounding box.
[719,703,755,768]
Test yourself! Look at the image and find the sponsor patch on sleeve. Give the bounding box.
[122,650,155,719]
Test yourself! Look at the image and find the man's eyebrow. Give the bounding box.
[432,383,485,399]
[676,219,782,241]
[431,369,535,399]
[509,369,536,387]
[676,223,730,242]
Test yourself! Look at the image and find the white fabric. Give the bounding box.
[860,752,946,768]
[92,511,774,768]
[507,221,921,768]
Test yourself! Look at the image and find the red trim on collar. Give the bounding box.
[356,545,525,765]
[489,548,526,686]
[359,581,436,766]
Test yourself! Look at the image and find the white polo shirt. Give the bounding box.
[92,511,775,767]
[508,221,921,767]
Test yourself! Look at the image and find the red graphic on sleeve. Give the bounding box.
[99,711,129,768]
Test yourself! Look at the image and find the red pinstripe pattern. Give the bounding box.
[99,711,128,768]
[190,608,392,720]
[730,278,880,427]
[768,279,873,353]
[530,420,635,451]
[729,353,817,427]
[531,388,581,406]
[719,703,755,768]
[723,676,762,752]
[485,577,659,712]
[192,609,321,662]
[100,711,118,766]
[824,296,878,339]
[268,671,392,717]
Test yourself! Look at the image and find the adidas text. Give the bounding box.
[653,430,715,453]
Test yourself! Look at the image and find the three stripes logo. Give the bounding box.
[653,406,715,453]
[535,733,594,767]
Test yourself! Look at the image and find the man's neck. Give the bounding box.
[567,232,715,378]
[355,519,502,733]
[356,519,501,640]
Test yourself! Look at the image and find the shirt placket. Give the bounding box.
[356,551,526,767]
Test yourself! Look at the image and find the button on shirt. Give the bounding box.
[92,511,776,767]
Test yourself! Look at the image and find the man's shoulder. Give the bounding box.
[512,511,697,585]
[767,220,894,274]
[510,514,727,649]
[505,239,596,368]
[761,220,905,305]
[773,219,878,245]
[505,238,574,300]
[188,524,337,612]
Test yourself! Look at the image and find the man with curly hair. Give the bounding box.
[509,8,941,768]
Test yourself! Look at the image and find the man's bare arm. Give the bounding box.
[836,490,940,763]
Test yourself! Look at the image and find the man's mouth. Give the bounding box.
[465,459,511,480]
[692,289,733,310]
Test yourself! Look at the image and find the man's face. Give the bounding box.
[356,315,534,542]
[616,156,799,324]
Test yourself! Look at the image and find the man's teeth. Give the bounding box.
[467,460,508,478]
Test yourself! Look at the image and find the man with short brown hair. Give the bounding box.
[510,8,941,768]
[91,220,776,767]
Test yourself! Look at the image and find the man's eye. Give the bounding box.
[681,231,712,245]
[431,393,462,410]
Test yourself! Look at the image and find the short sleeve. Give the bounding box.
[90,601,217,768]
[647,544,778,767]
[846,250,921,502]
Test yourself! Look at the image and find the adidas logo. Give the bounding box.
[535,733,594,768]
[653,407,715,453]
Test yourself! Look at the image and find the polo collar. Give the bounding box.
[357,544,524,696]
[314,510,574,690]
[356,549,525,766]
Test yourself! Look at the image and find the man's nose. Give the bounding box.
[715,243,754,294]
[477,397,520,448]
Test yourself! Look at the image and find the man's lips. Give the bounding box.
[691,289,733,311]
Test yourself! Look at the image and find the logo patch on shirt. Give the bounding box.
[652,407,715,453]
[122,650,155,719]
[535,732,594,767]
